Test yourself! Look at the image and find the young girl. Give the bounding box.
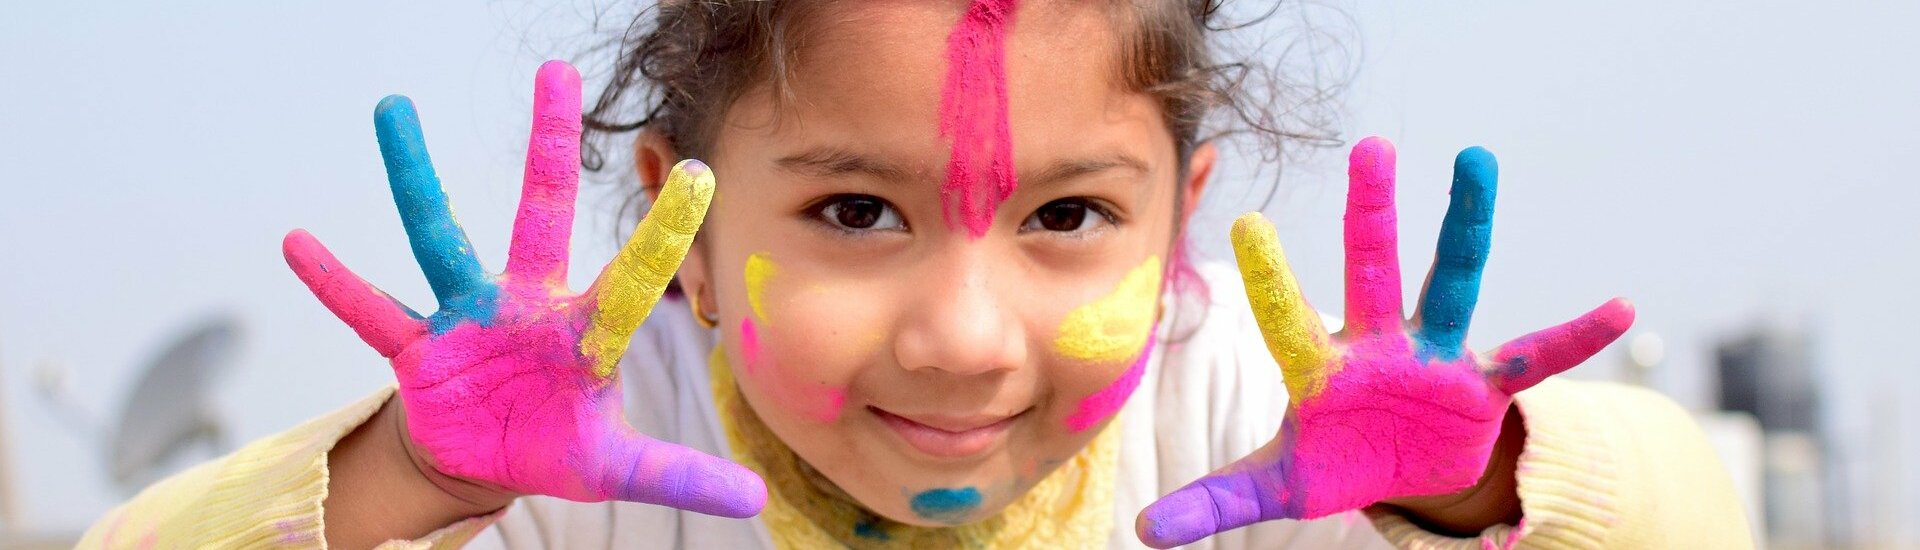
[81,1,1751,548]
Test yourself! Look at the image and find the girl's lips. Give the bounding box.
[869,406,1022,459]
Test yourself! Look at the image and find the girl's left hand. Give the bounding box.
[1136,137,1635,547]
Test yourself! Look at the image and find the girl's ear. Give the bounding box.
[634,128,677,202]
[1179,141,1219,226]
[633,129,719,321]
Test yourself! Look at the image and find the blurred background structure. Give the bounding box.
[1,1,1916,547]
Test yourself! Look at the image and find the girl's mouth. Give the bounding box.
[869,406,1025,459]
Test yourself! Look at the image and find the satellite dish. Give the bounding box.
[107,315,243,490]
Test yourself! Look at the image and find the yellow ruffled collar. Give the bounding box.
[707,349,1120,549]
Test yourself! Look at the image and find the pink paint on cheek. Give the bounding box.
[736,317,844,423]
[740,318,761,374]
[1063,333,1155,432]
[938,0,1019,238]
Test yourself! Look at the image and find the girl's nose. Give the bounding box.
[892,249,1027,376]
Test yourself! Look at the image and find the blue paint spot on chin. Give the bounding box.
[853,517,890,540]
[909,487,981,524]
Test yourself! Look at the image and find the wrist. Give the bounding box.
[383,397,519,514]
[1376,404,1525,536]
[325,394,515,547]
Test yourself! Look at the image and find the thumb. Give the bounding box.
[1137,436,1302,548]
[593,428,766,518]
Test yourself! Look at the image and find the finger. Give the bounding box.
[1231,213,1336,401]
[505,61,583,286]
[1343,136,1404,333]
[1414,147,1498,359]
[595,428,766,518]
[1136,437,1300,548]
[580,160,715,378]
[1487,298,1635,394]
[282,229,425,358]
[375,95,492,309]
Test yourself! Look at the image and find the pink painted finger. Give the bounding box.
[1343,136,1405,333]
[1487,298,1635,394]
[595,428,766,518]
[504,60,583,286]
[1136,438,1298,548]
[282,229,425,358]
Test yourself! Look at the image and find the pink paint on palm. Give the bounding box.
[1135,137,1635,548]
[1063,333,1154,432]
[938,0,1019,238]
[282,60,764,518]
[1272,334,1508,516]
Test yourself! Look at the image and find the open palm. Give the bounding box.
[281,61,763,517]
[1138,137,1633,547]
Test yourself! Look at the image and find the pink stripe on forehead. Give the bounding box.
[939,0,1020,238]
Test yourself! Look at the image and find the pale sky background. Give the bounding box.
[1,0,1914,543]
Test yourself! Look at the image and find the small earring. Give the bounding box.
[687,282,721,326]
[688,289,719,329]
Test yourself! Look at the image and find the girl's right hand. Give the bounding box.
[281,61,765,518]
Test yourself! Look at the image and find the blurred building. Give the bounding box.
[1713,322,1850,549]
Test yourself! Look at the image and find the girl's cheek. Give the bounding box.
[1051,256,1162,432]
[734,252,881,423]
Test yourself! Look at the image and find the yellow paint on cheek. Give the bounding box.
[1053,256,1162,362]
[745,252,777,322]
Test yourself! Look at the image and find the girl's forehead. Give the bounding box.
[727,1,1169,217]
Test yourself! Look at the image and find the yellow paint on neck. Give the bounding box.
[1053,256,1162,362]
[745,252,777,323]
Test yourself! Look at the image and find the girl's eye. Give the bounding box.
[1022,198,1114,233]
[814,194,905,232]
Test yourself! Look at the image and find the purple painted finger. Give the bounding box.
[1344,136,1405,333]
[1136,438,1297,548]
[505,60,583,286]
[1487,298,1635,394]
[282,229,424,358]
[596,428,767,518]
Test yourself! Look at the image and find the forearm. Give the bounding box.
[79,389,397,548]
[323,395,515,548]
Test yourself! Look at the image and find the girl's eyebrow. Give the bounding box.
[1022,154,1149,191]
[775,147,1148,188]
[775,147,915,182]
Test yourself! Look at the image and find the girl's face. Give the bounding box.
[644,2,1213,526]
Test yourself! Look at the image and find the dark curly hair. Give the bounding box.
[578,0,1347,180]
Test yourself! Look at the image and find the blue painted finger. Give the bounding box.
[1416,146,1497,360]
[375,96,498,331]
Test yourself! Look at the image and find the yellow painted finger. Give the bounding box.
[1231,212,1336,401]
[581,159,715,377]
